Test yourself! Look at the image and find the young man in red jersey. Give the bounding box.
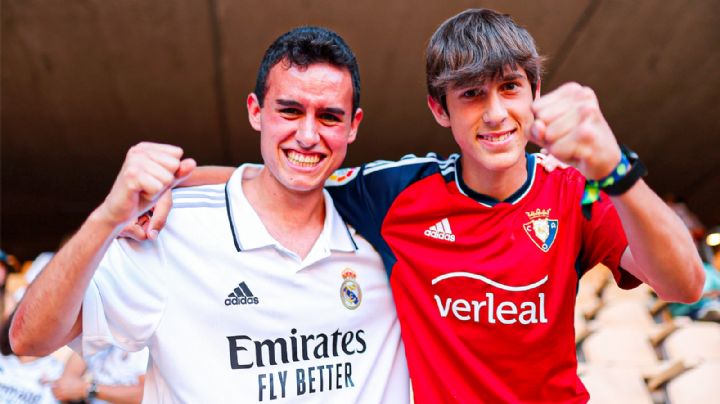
[120,9,703,402]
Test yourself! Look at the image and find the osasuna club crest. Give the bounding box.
[340,268,362,310]
[523,208,558,252]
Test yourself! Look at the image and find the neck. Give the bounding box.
[461,154,528,201]
[242,167,326,259]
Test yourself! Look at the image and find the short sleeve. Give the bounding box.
[580,194,641,289]
[72,238,167,357]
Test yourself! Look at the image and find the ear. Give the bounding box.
[427,95,451,128]
[534,80,542,100]
[247,93,262,131]
[347,108,363,144]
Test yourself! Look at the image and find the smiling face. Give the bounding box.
[248,61,362,194]
[429,66,537,175]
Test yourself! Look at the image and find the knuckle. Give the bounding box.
[580,86,596,100]
[565,82,582,92]
[124,165,139,180]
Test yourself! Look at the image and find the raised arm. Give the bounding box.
[10,143,195,356]
[530,83,704,303]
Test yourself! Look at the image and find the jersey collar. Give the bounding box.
[224,164,358,255]
[454,153,536,207]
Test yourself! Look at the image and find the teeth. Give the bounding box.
[480,132,513,142]
[287,150,321,167]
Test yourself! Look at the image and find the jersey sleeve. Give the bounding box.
[72,238,167,357]
[325,155,443,270]
[580,194,641,289]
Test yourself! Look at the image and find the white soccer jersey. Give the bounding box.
[75,164,409,403]
[0,354,64,404]
[86,346,149,404]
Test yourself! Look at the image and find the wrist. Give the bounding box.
[601,145,646,196]
[86,380,98,400]
[88,205,128,235]
[580,145,647,219]
[595,147,623,180]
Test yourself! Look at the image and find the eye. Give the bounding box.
[461,88,481,98]
[279,108,302,118]
[319,113,341,123]
[501,82,520,92]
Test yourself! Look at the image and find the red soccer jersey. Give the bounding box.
[327,153,640,403]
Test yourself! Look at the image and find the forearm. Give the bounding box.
[10,208,122,356]
[96,378,145,404]
[180,165,234,187]
[612,179,704,302]
[61,351,88,378]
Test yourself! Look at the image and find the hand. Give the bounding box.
[528,83,621,180]
[537,149,569,172]
[51,376,89,401]
[118,189,173,241]
[93,142,195,231]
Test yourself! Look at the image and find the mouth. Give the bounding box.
[477,129,515,143]
[284,150,325,168]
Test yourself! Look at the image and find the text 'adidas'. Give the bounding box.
[424,218,456,242]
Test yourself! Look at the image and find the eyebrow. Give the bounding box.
[500,72,525,81]
[275,99,346,116]
[276,99,302,108]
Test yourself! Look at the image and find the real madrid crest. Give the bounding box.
[340,268,362,310]
[523,208,559,253]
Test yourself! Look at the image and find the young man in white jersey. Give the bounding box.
[10,27,409,403]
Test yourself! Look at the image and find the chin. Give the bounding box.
[481,150,525,171]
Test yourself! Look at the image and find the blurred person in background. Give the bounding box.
[51,347,147,404]
[669,227,720,322]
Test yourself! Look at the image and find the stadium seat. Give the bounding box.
[665,361,720,404]
[578,365,653,404]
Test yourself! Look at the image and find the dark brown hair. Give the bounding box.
[255,26,361,117]
[426,9,544,111]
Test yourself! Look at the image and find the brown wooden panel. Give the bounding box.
[2,0,222,257]
[2,0,718,258]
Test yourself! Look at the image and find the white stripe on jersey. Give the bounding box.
[364,153,459,175]
[172,185,225,206]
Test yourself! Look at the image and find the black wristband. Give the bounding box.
[602,145,647,196]
[87,381,98,399]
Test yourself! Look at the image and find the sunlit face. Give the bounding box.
[248,62,362,193]
[429,66,537,173]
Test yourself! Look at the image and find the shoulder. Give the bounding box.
[532,153,585,189]
[363,152,458,176]
[171,184,227,208]
[326,152,458,187]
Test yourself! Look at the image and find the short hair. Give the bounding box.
[426,9,544,110]
[254,26,361,116]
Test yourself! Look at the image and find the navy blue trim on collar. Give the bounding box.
[343,223,359,251]
[224,181,242,252]
[455,153,535,206]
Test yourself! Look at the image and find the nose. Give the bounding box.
[482,92,508,127]
[296,117,320,149]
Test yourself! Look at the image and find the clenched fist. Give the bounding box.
[528,83,622,180]
[94,142,196,231]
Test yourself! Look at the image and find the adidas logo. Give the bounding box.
[424,218,456,242]
[225,282,260,306]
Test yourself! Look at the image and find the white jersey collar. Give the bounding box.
[224,164,358,257]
